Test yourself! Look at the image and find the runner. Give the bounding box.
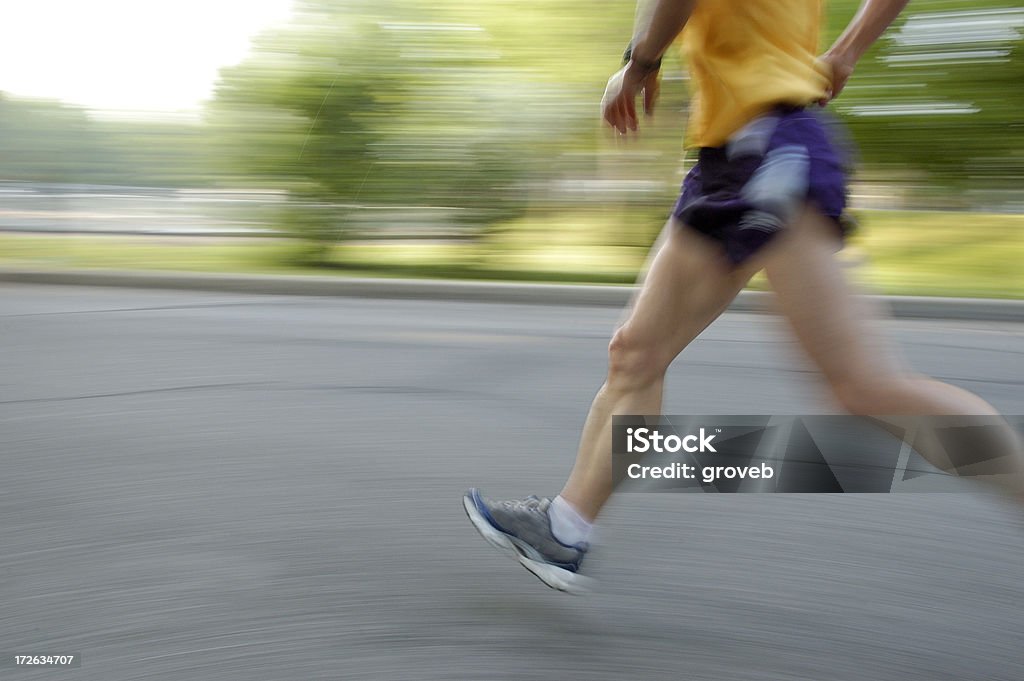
[464,0,1024,594]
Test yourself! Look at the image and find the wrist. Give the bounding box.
[625,59,661,82]
[623,42,662,73]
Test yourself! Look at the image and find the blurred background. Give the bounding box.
[2,4,1023,679]
[0,0,1021,297]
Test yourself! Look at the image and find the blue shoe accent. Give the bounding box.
[469,488,509,534]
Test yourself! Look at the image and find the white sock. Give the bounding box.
[548,495,594,547]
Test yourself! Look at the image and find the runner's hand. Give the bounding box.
[601,62,660,134]
[817,49,856,106]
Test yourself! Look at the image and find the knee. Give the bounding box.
[607,327,666,391]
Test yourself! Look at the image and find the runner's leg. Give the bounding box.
[763,205,1024,503]
[558,218,761,520]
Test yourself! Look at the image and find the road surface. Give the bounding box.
[2,284,1022,680]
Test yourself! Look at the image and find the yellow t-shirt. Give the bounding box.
[681,0,832,147]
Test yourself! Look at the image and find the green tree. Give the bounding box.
[209,0,578,256]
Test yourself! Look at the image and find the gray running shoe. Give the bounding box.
[463,488,593,594]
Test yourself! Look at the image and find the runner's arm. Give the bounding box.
[820,0,911,103]
[602,0,696,133]
[629,0,696,68]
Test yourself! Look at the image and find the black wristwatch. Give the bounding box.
[623,43,662,72]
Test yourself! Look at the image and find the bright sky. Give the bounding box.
[0,0,294,113]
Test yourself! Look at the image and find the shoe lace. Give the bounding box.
[500,496,547,513]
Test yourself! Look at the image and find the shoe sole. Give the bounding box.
[462,493,593,595]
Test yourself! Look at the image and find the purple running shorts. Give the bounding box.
[672,106,853,265]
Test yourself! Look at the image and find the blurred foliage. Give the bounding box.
[822,2,1024,193]
[0,94,211,186]
[207,0,600,254]
[1,0,1022,255]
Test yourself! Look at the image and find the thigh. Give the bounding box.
[618,218,761,366]
[761,205,902,385]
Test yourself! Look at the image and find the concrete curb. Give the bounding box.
[0,267,1020,322]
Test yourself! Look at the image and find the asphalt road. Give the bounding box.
[2,284,1022,681]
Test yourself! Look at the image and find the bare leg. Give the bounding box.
[763,206,1024,503]
[558,218,760,520]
